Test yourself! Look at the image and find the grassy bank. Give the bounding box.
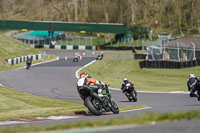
[0,31,45,71]
[79,54,200,92]
[0,31,41,59]
[0,86,87,121]
[1,110,200,133]
[0,86,145,122]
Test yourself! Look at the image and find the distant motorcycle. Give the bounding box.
[96,54,103,60]
[26,58,32,69]
[80,84,119,115]
[73,56,79,62]
[73,55,82,62]
[123,83,137,102]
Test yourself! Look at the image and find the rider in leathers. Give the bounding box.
[77,72,106,102]
[187,74,200,101]
[121,78,135,95]
[26,56,32,66]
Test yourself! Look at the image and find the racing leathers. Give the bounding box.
[121,80,135,94]
[26,57,32,65]
[77,76,104,101]
[187,76,200,100]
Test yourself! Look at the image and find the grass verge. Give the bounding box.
[0,31,57,71]
[0,86,145,122]
[79,54,200,92]
[0,86,86,122]
[1,110,200,133]
[0,54,56,71]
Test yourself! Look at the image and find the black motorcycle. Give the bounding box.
[73,56,82,62]
[26,58,32,69]
[73,57,78,62]
[80,84,119,115]
[187,77,200,101]
[123,83,137,102]
[96,54,103,60]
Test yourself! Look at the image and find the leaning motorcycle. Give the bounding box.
[80,84,119,115]
[96,54,103,60]
[123,83,137,102]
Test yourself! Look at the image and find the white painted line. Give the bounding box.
[121,107,152,113]
[13,56,59,71]
[75,60,96,79]
[0,115,81,126]
[0,83,4,87]
[0,107,151,126]
[0,121,27,126]
[45,116,79,120]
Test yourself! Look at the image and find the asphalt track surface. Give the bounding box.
[0,50,200,132]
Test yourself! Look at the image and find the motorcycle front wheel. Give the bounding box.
[85,96,102,116]
[110,101,119,114]
[131,90,137,102]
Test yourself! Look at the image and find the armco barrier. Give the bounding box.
[139,59,200,69]
[30,44,144,51]
[5,53,46,65]
[30,44,96,51]
[100,46,142,50]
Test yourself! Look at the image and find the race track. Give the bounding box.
[0,50,200,132]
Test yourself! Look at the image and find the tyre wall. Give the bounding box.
[139,60,200,69]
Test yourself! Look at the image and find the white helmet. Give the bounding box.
[123,77,128,81]
[189,74,195,79]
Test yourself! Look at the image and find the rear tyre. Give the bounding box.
[85,96,102,116]
[26,65,30,69]
[111,101,119,114]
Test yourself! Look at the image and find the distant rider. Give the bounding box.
[26,56,32,66]
[75,52,82,60]
[77,72,107,101]
[187,74,200,101]
[121,78,136,94]
[100,51,104,58]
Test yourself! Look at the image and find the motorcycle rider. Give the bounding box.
[75,52,82,60]
[187,74,200,101]
[26,56,32,68]
[77,72,107,102]
[121,77,136,95]
[100,51,104,58]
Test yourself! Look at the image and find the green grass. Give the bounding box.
[0,31,47,71]
[0,31,41,59]
[79,54,200,92]
[1,110,200,133]
[0,85,145,122]
[0,86,88,121]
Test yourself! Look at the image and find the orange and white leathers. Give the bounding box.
[77,76,101,100]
